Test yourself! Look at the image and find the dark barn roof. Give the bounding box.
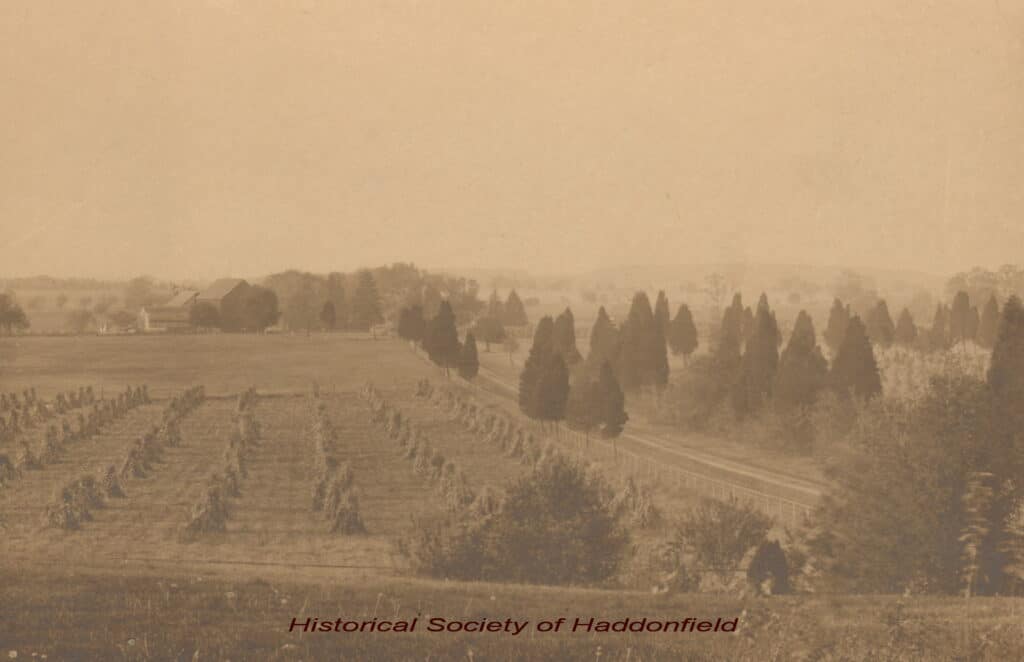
[196,278,247,303]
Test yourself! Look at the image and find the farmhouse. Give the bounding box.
[138,290,199,332]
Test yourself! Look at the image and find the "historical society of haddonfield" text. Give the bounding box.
[289,616,739,635]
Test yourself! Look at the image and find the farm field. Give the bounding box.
[3,333,1017,660]
[0,333,422,398]
[0,389,457,577]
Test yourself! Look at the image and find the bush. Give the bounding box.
[401,453,629,585]
[673,497,772,584]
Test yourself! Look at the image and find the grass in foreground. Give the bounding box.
[2,568,1024,661]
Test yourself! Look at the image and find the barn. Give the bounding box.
[138,290,199,333]
[195,278,249,312]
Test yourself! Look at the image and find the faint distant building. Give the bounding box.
[195,278,249,313]
[139,290,199,333]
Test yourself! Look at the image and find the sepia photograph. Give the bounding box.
[2,1,1023,660]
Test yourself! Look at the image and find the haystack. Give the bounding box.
[99,464,126,497]
[327,490,366,534]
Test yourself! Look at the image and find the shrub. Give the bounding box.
[401,453,628,585]
[673,496,772,584]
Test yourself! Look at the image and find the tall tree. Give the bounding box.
[552,308,583,365]
[738,295,780,415]
[616,292,661,391]
[949,290,974,346]
[586,306,619,372]
[894,308,918,346]
[319,301,337,330]
[458,332,480,380]
[654,290,671,337]
[667,303,698,362]
[830,316,882,400]
[0,294,29,334]
[823,298,850,357]
[865,300,896,347]
[426,300,460,376]
[774,310,828,412]
[978,295,1000,349]
[597,361,628,437]
[566,377,602,441]
[350,270,383,332]
[929,303,951,351]
[534,353,570,426]
[502,290,529,326]
[988,295,1024,428]
[519,316,554,418]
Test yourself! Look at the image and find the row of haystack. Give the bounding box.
[4,385,149,488]
[309,393,365,534]
[117,385,200,481]
[423,382,554,468]
[183,388,257,536]
[425,380,662,529]
[361,382,477,513]
[41,385,200,530]
[0,387,40,414]
[0,385,99,443]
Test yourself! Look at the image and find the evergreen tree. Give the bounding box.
[865,299,896,347]
[949,291,973,346]
[519,316,555,418]
[717,295,744,363]
[566,378,602,440]
[502,290,529,326]
[458,332,480,380]
[535,353,570,425]
[988,296,1024,425]
[894,307,918,346]
[774,310,828,412]
[616,292,661,391]
[596,361,628,437]
[654,290,671,337]
[978,295,1000,349]
[586,306,619,372]
[319,301,337,330]
[668,303,699,362]
[427,300,460,376]
[351,270,383,332]
[738,295,780,415]
[830,316,882,400]
[552,308,583,364]
[823,298,850,357]
[930,303,951,351]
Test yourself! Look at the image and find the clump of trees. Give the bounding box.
[0,293,29,334]
[809,295,1024,595]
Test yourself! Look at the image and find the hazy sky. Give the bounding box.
[2,1,1022,280]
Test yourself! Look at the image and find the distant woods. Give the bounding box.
[266,264,487,333]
